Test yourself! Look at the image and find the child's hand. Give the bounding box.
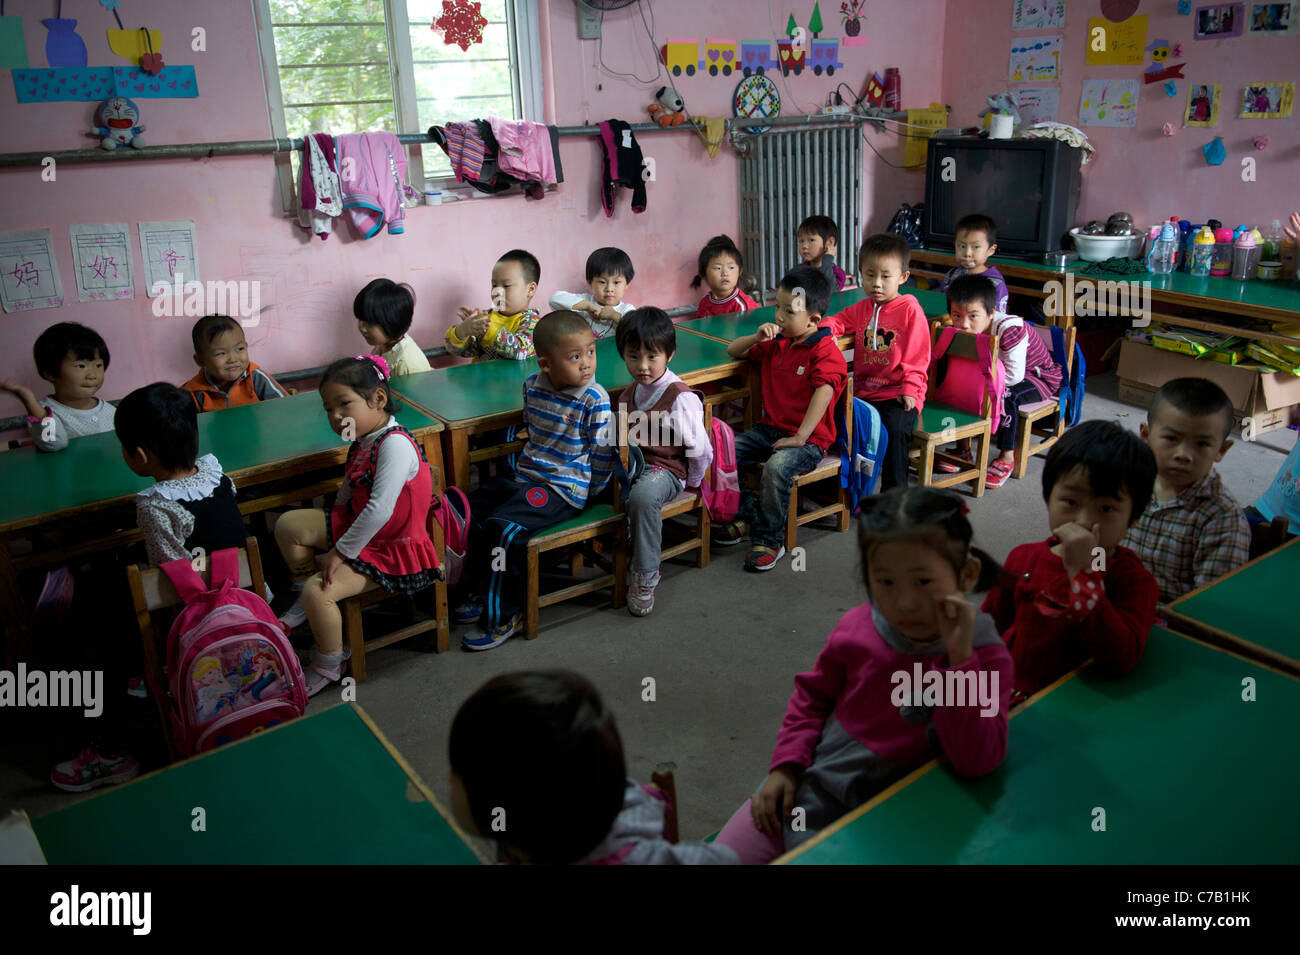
[751,765,799,836]
[317,548,344,587]
[1,379,45,419]
[1051,521,1100,578]
[898,395,916,411]
[458,309,490,338]
[0,378,32,399]
[755,322,781,342]
[1286,212,1300,243]
[935,593,975,666]
[598,307,621,325]
[773,435,806,450]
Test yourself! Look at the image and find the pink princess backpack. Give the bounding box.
[157,549,307,756]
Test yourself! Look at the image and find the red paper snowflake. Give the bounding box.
[433,0,488,52]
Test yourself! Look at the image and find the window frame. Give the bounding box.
[254,0,544,213]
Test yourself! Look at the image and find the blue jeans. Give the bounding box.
[733,424,824,549]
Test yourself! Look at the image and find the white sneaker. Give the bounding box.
[627,570,659,616]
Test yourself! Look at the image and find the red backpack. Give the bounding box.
[157,549,307,756]
[429,486,471,587]
[929,326,1007,425]
[699,416,741,523]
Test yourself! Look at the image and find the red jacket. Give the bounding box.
[981,539,1157,696]
[696,288,759,316]
[747,328,847,452]
[826,294,930,410]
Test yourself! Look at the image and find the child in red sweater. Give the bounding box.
[691,234,760,316]
[715,266,847,572]
[982,419,1158,702]
[825,233,930,490]
[714,486,1013,863]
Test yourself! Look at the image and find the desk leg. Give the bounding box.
[443,428,471,491]
[421,434,446,496]
[0,544,30,666]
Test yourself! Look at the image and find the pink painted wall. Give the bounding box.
[0,0,945,418]
[941,0,1298,231]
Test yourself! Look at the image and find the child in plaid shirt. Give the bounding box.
[1122,377,1249,604]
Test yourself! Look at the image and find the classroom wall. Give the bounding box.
[941,0,1298,230]
[0,0,944,417]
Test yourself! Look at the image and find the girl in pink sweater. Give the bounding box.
[715,487,1014,863]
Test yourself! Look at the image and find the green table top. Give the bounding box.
[678,288,948,344]
[391,333,737,426]
[32,704,482,864]
[783,627,1300,864]
[1166,537,1300,669]
[0,393,440,531]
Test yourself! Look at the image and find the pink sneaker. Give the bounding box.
[50,747,140,793]
[627,570,660,616]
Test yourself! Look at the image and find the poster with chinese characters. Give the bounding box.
[70,223,134,302]
[0,228,63,312]
[139,220,200,297]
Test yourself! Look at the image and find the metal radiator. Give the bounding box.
[738,123,861,299]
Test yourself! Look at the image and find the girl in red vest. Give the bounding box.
[274,355,437,695]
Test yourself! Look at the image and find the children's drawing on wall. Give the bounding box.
[1239,82,1294,117]
[0,229,64,312]
[840,0,868,45]
[1184,83,1221,126]
[1141,37,1184,83]
[1013,87,1061,125]
[1247,2,1299,33]
[1012,0,1067,31]
[1079,78,1139,127]
[1194,3,1245,38]
[1084,14,1147,64]
[1009,34,1062,81]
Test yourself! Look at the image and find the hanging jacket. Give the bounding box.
[298,133,341,240]
[597,119,646,216]
[488,117,563,199]
[335,132,408,238]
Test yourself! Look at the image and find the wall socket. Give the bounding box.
[577,2,601,40]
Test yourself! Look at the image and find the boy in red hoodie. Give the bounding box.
[716,266,848,572]
[825,234,930,490]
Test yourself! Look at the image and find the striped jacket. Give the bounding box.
[516,372,614,509]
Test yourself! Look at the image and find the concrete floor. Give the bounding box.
[4,371,1295,854]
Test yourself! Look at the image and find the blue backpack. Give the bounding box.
[836,397,888,512]
[1046,324,1087,427]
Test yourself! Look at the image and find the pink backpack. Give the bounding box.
[429,486,471,587]
[929,326,1007,426]
[158,549,307,757]
[699,416,741,522]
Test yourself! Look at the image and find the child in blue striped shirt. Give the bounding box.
[456,311,615,650]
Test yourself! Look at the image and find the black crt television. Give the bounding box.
[922,138,1083,257]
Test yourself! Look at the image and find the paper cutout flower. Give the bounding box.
[433,0,488,52]
[1162,122,1175,136]
[1171,43,1184,57]
[1253,136,1269,150]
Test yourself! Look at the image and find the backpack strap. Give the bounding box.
[160,558,208,602]
[210,547,239,590]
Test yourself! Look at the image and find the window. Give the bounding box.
[255,0,542,206]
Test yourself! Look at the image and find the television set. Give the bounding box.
[922,138,1083,257]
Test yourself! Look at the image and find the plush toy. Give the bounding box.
[647,86,687,127]
[91,96,146,150]
[978,92,1021,129]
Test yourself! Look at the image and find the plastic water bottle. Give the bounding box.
[1210,228,1235,276]
[1146,221,1178,274]
[1261,218,1284,261]
[1190,226,1215,277]
[1231,231,1259,281]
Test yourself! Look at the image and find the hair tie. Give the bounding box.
[355,354,389,381]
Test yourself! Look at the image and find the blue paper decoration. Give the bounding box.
[1203,136,1226,166]
[42,18,87,68]
[1177,0,1190,12]
[1165,81,1178,97]
[13,66,198,102]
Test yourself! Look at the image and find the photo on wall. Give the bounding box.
[1239,82,1294,117]
[1194,2,1245,37]
[1185,83,1221,126]
[1247,2,1299,33]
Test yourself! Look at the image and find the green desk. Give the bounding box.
[393,334,744,489]
[779,627,1300,864]
[0,393,443,638]
[32,703,483,864]
[677,288,948,344]
[1165,537,1300,676]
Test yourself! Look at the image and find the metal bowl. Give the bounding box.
[1068,228,1146,261]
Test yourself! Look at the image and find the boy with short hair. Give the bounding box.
[455,311,615,649]
[938,214,1009,315]
[796,215,847,291]
[717,266,847,572]
[446,249,543,360]
[614,307,712,615]
[1122,377,1249,603]
[549,247,637,338]
[1,322,115,451]
[183,315,288,412]
[825,233,930,491]
[982,420,1159,698]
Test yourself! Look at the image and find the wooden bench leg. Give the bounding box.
[433,578,449,652]
[525,546,540,639]
[344,597,366,684]
[698,505,711,568]
[835,486,851,531]
[785,486,799,552]
[1013,416,1033,479]
[612,529,627,609]
[973,428,989,498]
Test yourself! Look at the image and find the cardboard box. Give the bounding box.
[1117,339,1300,435]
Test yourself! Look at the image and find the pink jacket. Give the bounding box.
[487,117,558,187]
[335,132,408,238]
[771,603,1013,779]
